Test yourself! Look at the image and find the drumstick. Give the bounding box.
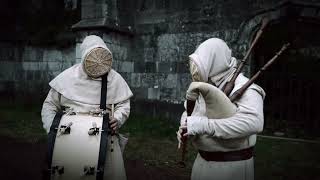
[111,104,115,152]
[111,104,114,120]
[111,104,115,134]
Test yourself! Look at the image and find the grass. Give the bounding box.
[0,102,320,179]
[255,137,320,180]
[0,102,46,143]
[120,115,196,171]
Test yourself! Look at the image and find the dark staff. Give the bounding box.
[222,18,269,96]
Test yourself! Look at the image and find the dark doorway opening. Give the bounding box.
[253,17,320,139]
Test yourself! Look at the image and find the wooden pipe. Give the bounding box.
[229,43,290,102]
[178,100,196,168]
[223,17,269,96]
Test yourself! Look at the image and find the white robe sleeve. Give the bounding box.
[113,99,130,128]
[187,88,264,139]
[41,88,62,133]
[180,97,207,126]
[180,111,187,126]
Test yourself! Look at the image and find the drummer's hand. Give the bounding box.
[109,118,119,132]
[176,125,187,149]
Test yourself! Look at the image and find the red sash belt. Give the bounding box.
[198,147,254,162]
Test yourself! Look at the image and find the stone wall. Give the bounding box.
[121,0,320,106]
[1,0,320,120]
[0,43,75,101]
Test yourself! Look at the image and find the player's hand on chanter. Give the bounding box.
[176,125,187,149]
[109,118,119,132]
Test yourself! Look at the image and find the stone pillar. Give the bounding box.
[72,0,134,64]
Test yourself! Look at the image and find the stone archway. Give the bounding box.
[239,1,320,138]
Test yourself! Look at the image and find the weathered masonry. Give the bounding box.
[1,0,320,137]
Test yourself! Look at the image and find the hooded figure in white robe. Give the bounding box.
[177,38,265,180]
[41,35,132,180]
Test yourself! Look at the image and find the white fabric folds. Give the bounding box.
[49,35,133,105]
[189,38,237,88]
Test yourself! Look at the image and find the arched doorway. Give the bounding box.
[253,16,320,139]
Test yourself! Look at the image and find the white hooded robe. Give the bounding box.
[41,35,132,180]
[181,38,265,180]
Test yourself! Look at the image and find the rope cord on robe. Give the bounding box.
[96,73,110,180]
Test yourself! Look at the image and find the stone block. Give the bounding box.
[141,73,157,88]
[160,74,178,89]
[0,46,16,61]
[26,71,34,81]
[134,62,146,73]
[112,47,128,62]
[75,43,82,61]
[158,62,175,73]
[157,34,181,62]
[145,62,156,73]
[301,7,317,17]
[144,48,155,62]
[160,88,177,101]
[47,62,62,72]
[118,61,134,73]
[43,49,63,62]
[33,70,42,81]
[131,73,141,88]
[148,87,160,100]
[22,62,38,71]
[22,47,38,61]
[0,61,16,81]
[176,61,188,73]
[14,71,24,81]
[132,87,148,100]
[62,47,76,64]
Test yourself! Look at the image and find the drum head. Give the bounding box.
[84,47,112,78]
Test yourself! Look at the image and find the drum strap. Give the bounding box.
[97,73,109,180]
[45,109,64,179]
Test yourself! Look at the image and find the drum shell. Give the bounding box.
[51,114,103,180]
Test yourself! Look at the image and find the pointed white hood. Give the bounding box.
[49,35,133,105]
[189,38,237,88]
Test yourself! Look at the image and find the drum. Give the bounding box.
[48,113,108,180]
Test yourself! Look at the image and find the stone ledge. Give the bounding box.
[72,18,135,36]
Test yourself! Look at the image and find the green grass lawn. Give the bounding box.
[0,102,320,179]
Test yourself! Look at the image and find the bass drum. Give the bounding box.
[50,114,104,180]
